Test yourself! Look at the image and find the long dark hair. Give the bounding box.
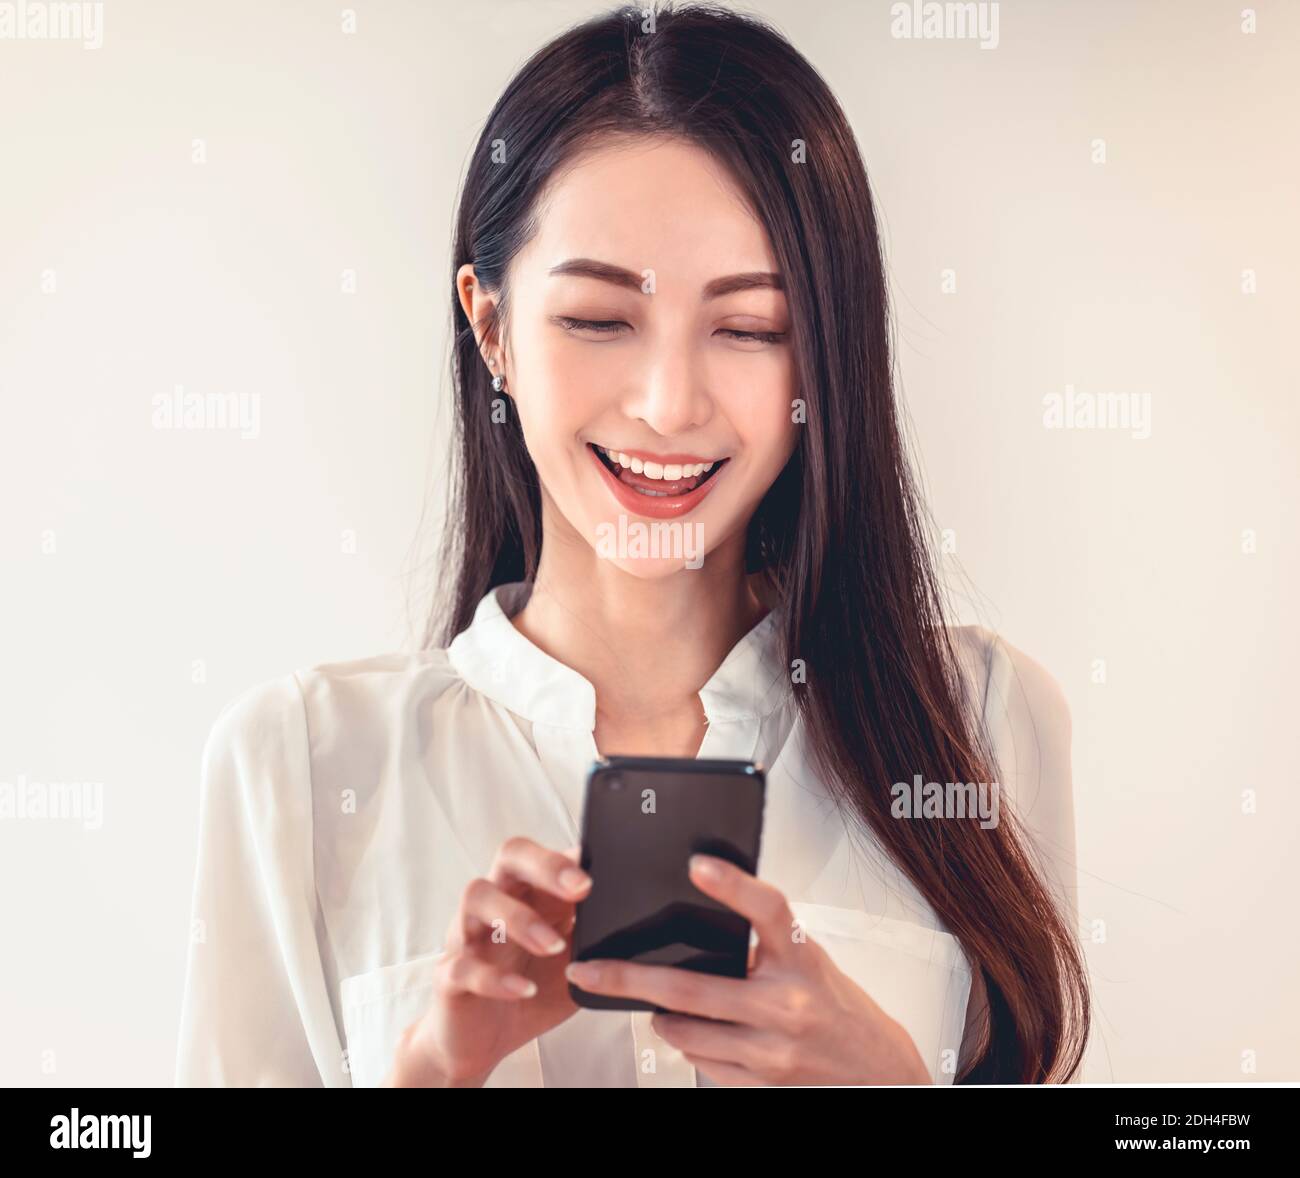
[428,1,1089,1082]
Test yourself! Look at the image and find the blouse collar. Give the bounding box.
[446,581,791,733]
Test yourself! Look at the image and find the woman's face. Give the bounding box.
[460,135,799,578]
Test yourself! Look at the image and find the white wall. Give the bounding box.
[1,0,1295,1084]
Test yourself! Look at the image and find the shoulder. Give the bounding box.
[947,624,1072,757]
[946,624,1074,835]
[202,671,308,774]
[948,624,1079,918]
[203,649,463,780]
[293,648,463,744]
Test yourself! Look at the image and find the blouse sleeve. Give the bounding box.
[980,632,1079,935]
[958,630,1085,1082]
[174,673,346,1087]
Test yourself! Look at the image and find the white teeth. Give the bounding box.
[596,446,721,481]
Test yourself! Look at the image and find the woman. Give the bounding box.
[176,1,1089,1087]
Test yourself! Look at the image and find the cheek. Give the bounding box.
[718,376,799,474]
[509,339,601,459]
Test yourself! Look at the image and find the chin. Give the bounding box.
[597,552,710,578]
[584,509,713,575]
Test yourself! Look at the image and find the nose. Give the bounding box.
[621,348,714,439]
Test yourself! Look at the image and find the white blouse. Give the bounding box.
[174,580,1077,1087]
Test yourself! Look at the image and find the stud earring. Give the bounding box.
[491,373,505,393]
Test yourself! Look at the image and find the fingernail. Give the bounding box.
[503,974,537,997]
[690,854,720,880]
[559,866,591,894]
[566,961,600,985]
[529,923,566,954]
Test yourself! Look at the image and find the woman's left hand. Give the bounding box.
[563,853,934,1086]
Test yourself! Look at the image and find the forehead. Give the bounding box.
[521,136,778,283]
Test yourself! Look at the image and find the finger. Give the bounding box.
[688,855,798,964]
[439,947,539,1001]
[650,1012,787,1075]
[459,876,571,958]
[565,959,772,1026]
[489,836,592,903]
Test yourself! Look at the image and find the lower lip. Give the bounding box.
[587,446,726,520]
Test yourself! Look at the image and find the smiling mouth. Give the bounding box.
[587,443,729,497]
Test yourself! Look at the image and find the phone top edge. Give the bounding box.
[587,755,764,776]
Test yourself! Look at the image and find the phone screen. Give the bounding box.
[568,755,766,1012]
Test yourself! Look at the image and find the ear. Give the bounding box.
[455,261,502,372]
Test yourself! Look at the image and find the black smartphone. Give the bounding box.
[568,754,767,1013]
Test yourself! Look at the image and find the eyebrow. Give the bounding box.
[547,257,783,300]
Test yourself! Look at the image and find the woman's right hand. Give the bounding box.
[384,836,591,1087]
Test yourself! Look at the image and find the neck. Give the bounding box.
[509,505,773,730]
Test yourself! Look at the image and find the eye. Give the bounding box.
[554,316,628,336]
[717,328,787,345]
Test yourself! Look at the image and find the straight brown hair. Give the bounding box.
[430,1,1089,1082]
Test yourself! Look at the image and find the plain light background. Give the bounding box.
[1,0,1296,1085]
